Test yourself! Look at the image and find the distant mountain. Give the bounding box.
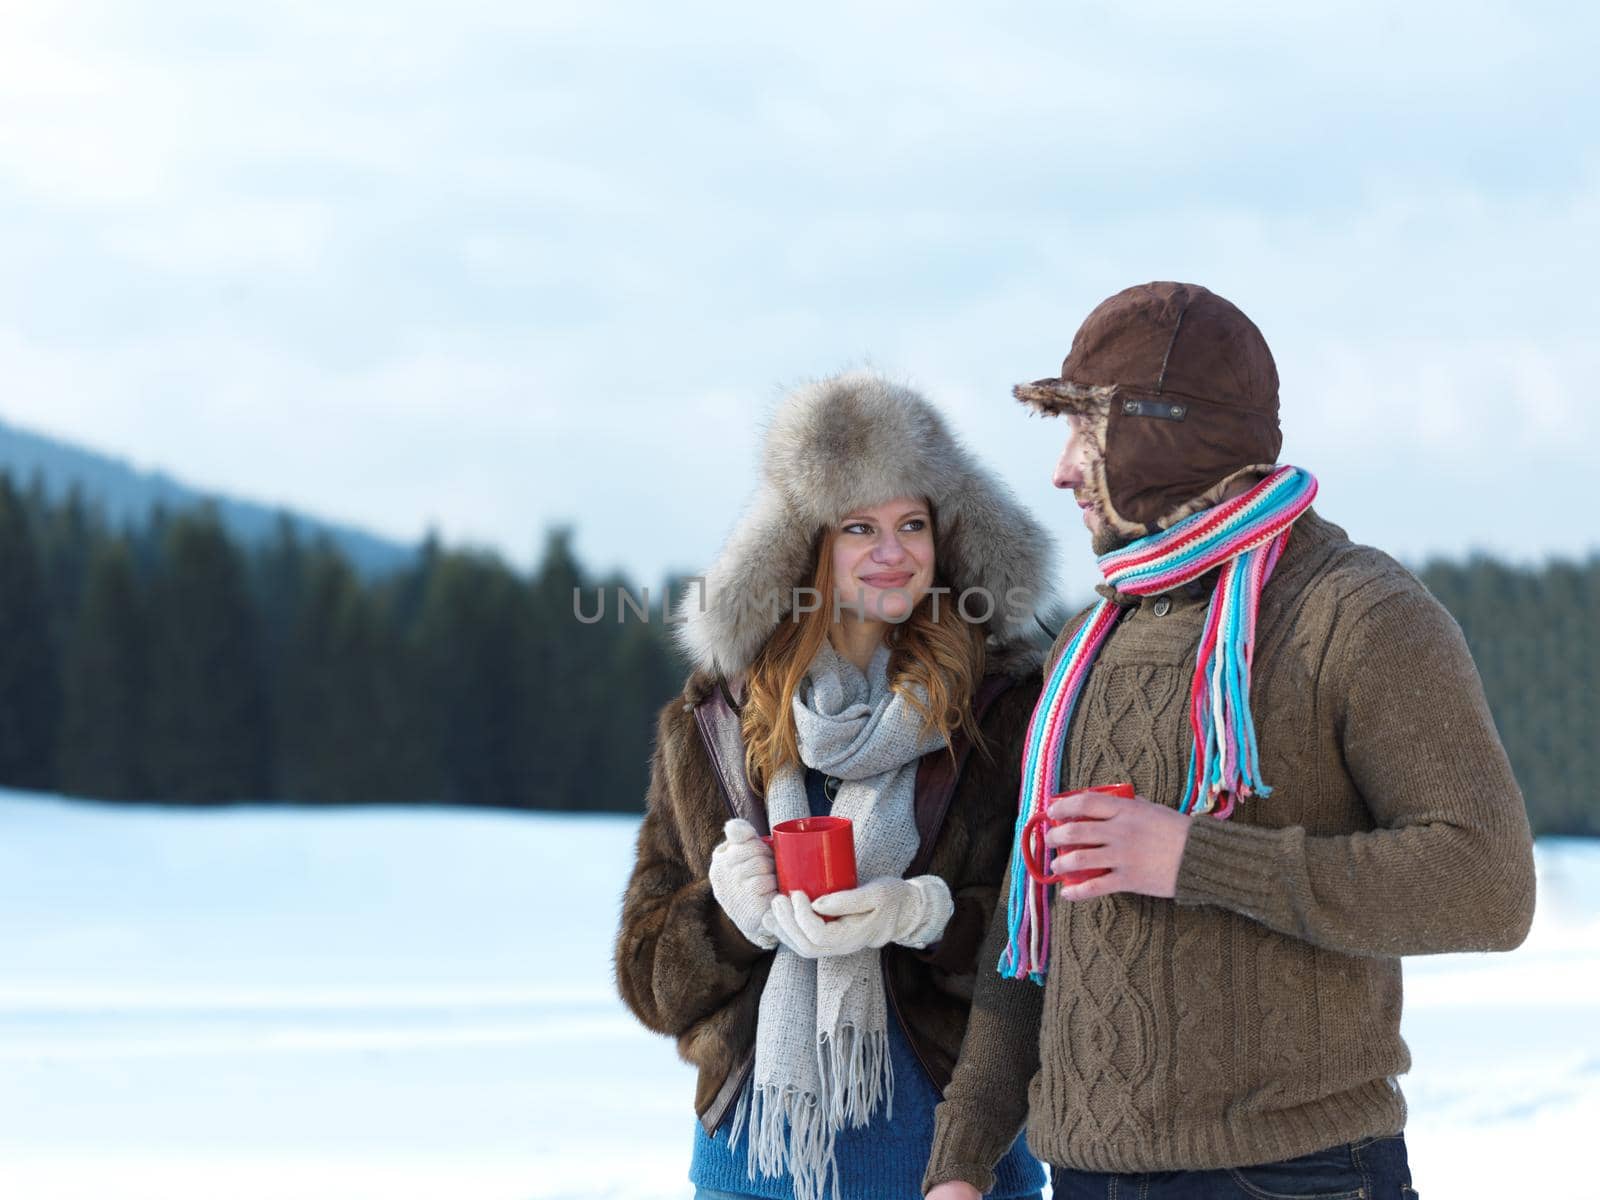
[0,416,417,578]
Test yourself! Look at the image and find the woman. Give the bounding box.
[614,370,1054,1200]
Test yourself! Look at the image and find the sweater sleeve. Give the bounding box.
[922,857,1045,1195]
[613,700,773,1037]
[1174,584,1538,958]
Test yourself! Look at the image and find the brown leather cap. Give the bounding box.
[1015,282,1283,529]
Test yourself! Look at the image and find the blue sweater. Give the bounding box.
[688,769,1044,1200]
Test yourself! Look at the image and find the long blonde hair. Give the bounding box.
[740,523,988,795]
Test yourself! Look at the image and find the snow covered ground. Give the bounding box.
[0,791,1593,1199]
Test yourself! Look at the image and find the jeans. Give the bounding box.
[1049,1134,1417,1199]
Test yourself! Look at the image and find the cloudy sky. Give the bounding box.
[2,0,1595,601]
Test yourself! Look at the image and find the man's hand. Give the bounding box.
[1043,787,1195,900]
[925,1183,981,1200]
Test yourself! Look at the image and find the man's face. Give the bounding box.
[1052,413,1105,535]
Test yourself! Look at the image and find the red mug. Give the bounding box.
[760,816,858,908]
[1022,781,1136,886]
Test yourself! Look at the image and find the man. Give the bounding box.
[923,281,1535,1200]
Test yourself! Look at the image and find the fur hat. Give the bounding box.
[1014,282,1282,537]
[674,370,1056,679]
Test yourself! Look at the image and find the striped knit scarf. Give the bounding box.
[999,465,1318,983]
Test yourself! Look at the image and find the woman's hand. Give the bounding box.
[766,876,953,957]
[765,890,875,957]
[707,819,779,950]
[1042,788,1194,900]
[812,875,953,949]
[925,1182,981,1200]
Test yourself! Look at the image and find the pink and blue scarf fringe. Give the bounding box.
[999,465,1318,983]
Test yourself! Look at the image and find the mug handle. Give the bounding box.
[1022,809,1067,886]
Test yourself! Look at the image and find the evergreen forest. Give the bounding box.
[0,471,1593,836]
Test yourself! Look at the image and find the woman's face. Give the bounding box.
[829,495,936,623]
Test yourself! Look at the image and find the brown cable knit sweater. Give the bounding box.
[923,510,1537,1192]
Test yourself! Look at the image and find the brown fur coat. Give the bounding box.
[613,663,1041,1131]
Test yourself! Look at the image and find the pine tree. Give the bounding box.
[591,610,680,811]
[0,475,57,789]
[37,484,97,654]
[58,540,148,799]
[1421,554,1600,836]
[346,576,439,804]
[413,550,532,807]
[388,529,442,637]
[279,547,434,802]
[144,509,270,802]
[528,528,591,808]
[251,516,307,797]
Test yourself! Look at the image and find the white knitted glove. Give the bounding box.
[763,890,865,958]
[765,875,954,958]
[707,819,779,951]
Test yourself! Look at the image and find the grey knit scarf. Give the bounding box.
[731,636,946,1200]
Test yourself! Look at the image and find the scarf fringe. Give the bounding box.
[730,1024,892,1200]
[819,1023,892,1128]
